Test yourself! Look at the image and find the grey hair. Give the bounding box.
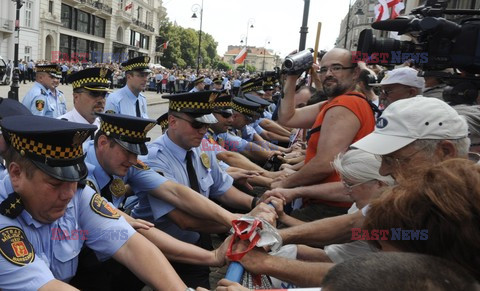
[411,137,470,158]
[452,104,480,137]
[332,149,395,186]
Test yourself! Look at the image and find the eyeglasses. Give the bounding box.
[214,111,233,119]
[172,114,209,130]
[375,146,427,166]
[317,64,356,75]
[342,179,374,192]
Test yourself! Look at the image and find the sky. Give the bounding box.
[162,0,353,59]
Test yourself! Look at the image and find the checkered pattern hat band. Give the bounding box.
[213,101,233,109]
[232,103,256,116]
[169,100,212,112]
[100,120,151,143]
[9,133,85,166]
[72,77,110,89]
[35,67,57,73]
[123,62,149,71]
[158,119,168,130]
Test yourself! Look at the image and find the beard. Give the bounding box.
[323,77,350,97]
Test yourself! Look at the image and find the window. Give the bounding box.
[61,4,71,28]
[77,10,90,34]
[137,7,142,21]
[25,1,33,28]
[49,1,54,13]
[146,11,151,24]
[94,16,106,37]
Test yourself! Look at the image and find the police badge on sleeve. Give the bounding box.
[0,226,35,266]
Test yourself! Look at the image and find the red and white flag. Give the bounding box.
[374,0,404,22]
[163,41,169,50]
[234,47,248,64]
[125,2,133,11]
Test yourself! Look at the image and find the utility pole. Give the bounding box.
[299,0,310,51]
[8,0,24,101]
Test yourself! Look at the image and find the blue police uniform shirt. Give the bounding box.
[83,141,167,209]
[49,88,67,117]
[263,110,273,120]
[251,119,264,135]
[217,129,249,152]
[132,132,232,243]
[105,86,148,118]
[203,131,230,171]
[242,125,256,142]
[0,176,135,291]
[22,82,62,117]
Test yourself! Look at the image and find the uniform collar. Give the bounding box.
[84,141,113,189]
[122,85,144,100]
[163,132,190,162]
[34,81,49,92]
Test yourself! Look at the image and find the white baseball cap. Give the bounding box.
[370,67,425,89]
[351,96,468,155]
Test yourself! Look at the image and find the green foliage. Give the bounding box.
[214,60,232,71]
[158,20,218,69]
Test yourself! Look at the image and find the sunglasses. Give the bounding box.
[214,111,233,118]
[173,115,209,129]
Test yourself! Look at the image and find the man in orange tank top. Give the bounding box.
[274,48,376,221]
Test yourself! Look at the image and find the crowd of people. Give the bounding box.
[0,47,479,291]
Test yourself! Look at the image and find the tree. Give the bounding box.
[158,20,219,69]
[214,60,232,71]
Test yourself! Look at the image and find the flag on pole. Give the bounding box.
[163,41,169,50]
[125,2,133,11]
[234,47,248,64]
[374,0,404,22]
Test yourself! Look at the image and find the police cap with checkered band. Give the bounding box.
[162,90,220,124]
[121,56,152,73]
[67,67,113,92]
[96,113,157,155]
[0,116,96,182]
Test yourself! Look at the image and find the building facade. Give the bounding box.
[1,0,167,64]
[0,0,40,63]
[223,45,278,72]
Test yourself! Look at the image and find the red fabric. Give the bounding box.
[227,219,262,261]
[304,92,375,208]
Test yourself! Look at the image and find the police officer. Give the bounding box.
[105,56,151,118]
[189,76,205,92]
[245,93,291,146]
[138,90,277,288]
[50,66,67,116]
[157,112,169,133]
[0,98,32,179]
[59,67,113,128]
[0,115,185,290]
[22,64,65,118]
[218,97,284,164]
[212,76,223,90]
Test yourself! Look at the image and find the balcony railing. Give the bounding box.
[76,0,112,14]
[132,19,155,32]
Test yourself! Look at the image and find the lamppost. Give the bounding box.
[8,0,24,101]
[262,38,270,72]
[191,0,203,75]
[344,0,364,50]
[240,18,254,69]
